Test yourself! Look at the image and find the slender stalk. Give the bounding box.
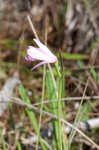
[57,76,62,150]
[48,64,58,98]
[27,15,39,40]
[36,64,46,150]
[48,62,63,150]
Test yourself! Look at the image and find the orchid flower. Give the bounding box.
[25,38,58,70]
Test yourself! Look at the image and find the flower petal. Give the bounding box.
[33,39,57,61]
[25,55,36,62]
[27,46,51,62]
[31,61,48,70]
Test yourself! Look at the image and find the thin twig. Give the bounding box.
[1,95,99,106]
[31,95,99,106]
[69,78,89,145]
[27,15,39,40]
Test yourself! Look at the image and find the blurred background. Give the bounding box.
[0,0,99,149]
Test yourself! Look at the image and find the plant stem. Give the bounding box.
[57,76,62,150]
[48,64,58,98]
[36,64,46,150]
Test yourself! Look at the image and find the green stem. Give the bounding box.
[58,76,62,150]
[55,61,61,78]
[48,63,58,98]
[48,62,62,150]
[36,64,46,150]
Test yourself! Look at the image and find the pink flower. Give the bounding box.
[25,39,57,69]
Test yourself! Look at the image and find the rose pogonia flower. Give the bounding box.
[25,39,58,69]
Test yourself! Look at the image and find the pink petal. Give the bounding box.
[33,39,57,60]
[27,46,51,61]
[25,55,36,62]
[31,61,48,70]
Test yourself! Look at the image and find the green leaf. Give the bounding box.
[19,84,38,133]
[80,103,92,122]
[0,128,7,150]
[46,71,59,146]
[90,67,99,84]
[60,52,88,60]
